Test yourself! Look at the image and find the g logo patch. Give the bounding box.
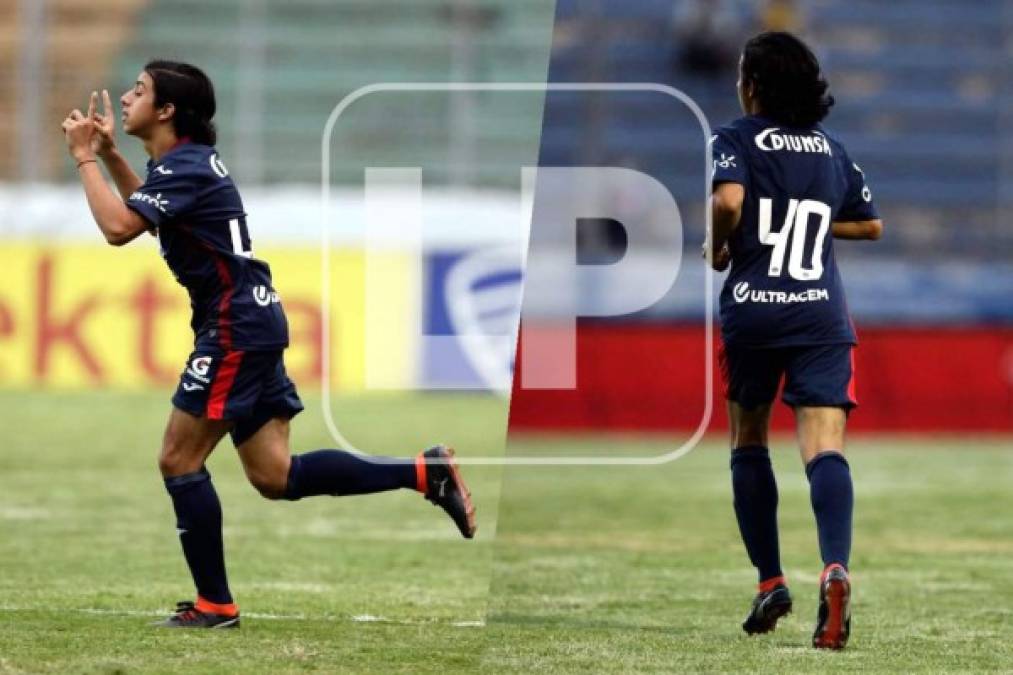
[191,356,213,376]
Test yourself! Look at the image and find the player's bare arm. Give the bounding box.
[707,181,745,271]
[832,219,883,240]
[61,107,149,246]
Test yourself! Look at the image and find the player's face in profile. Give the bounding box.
[119,71,158,137]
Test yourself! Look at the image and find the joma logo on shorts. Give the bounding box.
[733,281,829,304]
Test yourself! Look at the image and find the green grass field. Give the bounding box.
[1,391,1011,673]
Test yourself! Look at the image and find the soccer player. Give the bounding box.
[707,33,882,649]
[61,60,476,629]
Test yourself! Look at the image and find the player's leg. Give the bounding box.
[155,348,251,628]
[728,399,783,586]
[234,417,475,537]
[785,345,857,570]
[234,416,291,499]
[796,406,853,649]
[798,406,852,573]
[720,343,792,633]
[231,352,476,537]
[157,405,238,628]
[796,404,848,464]
[783,344,857,649]
[234,416,415,499]
[789,364,855,575]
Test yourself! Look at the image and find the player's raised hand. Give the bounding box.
[89,90,117,158]
[61,108,96,163]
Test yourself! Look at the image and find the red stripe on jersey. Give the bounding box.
[846,348,858,405]
[206,350,244,419]
[717,339,730,399]
[180,223,235,352]
[212,254,234,351]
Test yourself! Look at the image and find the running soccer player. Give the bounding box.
[61,60,476,629]
[706,33,882,650]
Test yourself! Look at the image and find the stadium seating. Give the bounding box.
[113,0,553,186]
[0,0,146,179]
[9,0,1004,262]
[545,0,1008,260]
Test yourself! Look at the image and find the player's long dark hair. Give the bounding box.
[741,32,834,128]
[144,59,217,145]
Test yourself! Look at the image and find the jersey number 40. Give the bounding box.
[758,197,830,281]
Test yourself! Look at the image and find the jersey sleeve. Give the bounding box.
[125,159,201,228]
[711,128,748,187]
[837,153,878,221]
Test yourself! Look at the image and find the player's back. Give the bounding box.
[712,115,877,348]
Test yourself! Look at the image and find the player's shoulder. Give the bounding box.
[713,115,758,145]
[811,124,855,162]
[726,114,777,135]
[148,143,229,180]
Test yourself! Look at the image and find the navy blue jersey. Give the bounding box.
[126,142,288,351]
[712,115,877,347]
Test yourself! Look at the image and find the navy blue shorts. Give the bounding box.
[719,342,857,411]
[171,347,304,446]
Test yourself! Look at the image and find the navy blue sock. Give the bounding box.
[164,469,233,605]
[284,450,418,500]
[806,451,853,569]
[730,445,783,583]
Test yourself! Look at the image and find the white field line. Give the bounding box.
[0,605,485,627]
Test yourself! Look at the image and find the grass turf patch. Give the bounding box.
[0,391,1010,672]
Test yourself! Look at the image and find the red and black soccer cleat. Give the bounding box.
[742,583,793,635]
[417,445,476,539]
[153,600,240,629]
[812,564,851,649]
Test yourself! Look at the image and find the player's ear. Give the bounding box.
[157,102,175,123]
[743,78,755,101]
[744,79,761,112]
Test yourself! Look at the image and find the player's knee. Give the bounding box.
[159,436,182,476]
[158,433,202,477]
[248,471,287,500]
[801,445,845,465]
[728,402,771,449]
[158,450,190,478]
[734,427,766,448]
[734,418,769,447]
